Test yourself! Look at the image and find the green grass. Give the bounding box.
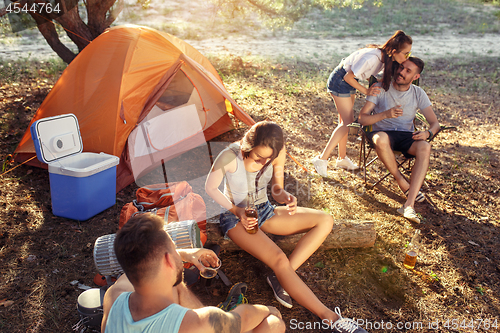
[291,0,500,38]
[210,52,500,103]
[2,0,499,42]
[425,56,500,97]
[0,58,66,83]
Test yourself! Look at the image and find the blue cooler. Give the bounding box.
[30,114,120,220]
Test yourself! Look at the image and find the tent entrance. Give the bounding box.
[127,66,209,183]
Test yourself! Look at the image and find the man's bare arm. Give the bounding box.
[419,105,440,135]
[179,307,241,333]
[358,100,403,126]
[101,275,134,333]
[208,310,242,333]
[180,304,279,333]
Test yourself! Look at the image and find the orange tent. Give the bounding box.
[14,25,255,191]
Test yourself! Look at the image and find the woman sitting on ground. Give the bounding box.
[205,121,368,332]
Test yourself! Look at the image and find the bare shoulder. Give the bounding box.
[212,147,238,173]
[179,307,241,333]
[272,147,287,166]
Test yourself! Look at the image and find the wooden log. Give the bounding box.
[206,220,376,251]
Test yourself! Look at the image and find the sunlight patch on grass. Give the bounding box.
[0,58,66,83]
[291,0,500,37]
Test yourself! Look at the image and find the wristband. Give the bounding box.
[427,129,434,141]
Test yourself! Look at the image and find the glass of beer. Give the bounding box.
[403,250,417,270]
[403,229,421,270]
[199,258,221,279]
[245,193,259,234]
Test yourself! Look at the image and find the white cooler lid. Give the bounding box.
[31,113,83,164]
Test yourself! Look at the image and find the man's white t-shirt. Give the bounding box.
[366,83,432,132]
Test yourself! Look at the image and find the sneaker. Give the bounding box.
[217,282,248,311]
[312,155,328,177]
[335,156,358,170]
[404,189,425,203]
[332,307,368,333]
[266,273,293,308]
[397,205,421,223]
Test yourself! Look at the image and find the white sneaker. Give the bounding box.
[332,307,368,333]
[335,156,358,170]
[311,155,328,177]
[397,205,421,223]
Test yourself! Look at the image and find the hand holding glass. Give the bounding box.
[199,258,221,279]
[245,193,259,234]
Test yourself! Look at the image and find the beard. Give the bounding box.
[394,72,413,86]
[173,258,184,286]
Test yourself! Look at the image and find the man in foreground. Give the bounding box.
[101,213,285,333]
[358,57,440,223]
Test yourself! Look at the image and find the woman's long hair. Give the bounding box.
[369,30,413,91]
[240,121,284,194]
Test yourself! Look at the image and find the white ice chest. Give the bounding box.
[30,114,119,220]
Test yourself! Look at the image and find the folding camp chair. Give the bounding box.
[357,120,428,188]
[354,76,450,189]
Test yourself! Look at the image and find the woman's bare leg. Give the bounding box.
[337,94,356,159]
[227,223,337,322]
[260,207,333,270]
[319,94,354,160]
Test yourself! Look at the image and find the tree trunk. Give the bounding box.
[30,11,77,64]
[206,220,376,251]
[1,0,122,63]
[86,0,117,38]
[54,0,93,52]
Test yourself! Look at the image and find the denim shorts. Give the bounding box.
[327,64,357,97]
[367,131,416,158]
[219,201,276,238]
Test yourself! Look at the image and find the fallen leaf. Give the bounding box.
[0,299,15,307]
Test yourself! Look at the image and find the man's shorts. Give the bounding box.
[327,63,358,97]
[367,131,416,158]
[219,200,276,238]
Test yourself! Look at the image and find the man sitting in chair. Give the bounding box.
[101,213,285,333]
[358,57,440,223]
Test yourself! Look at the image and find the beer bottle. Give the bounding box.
[244,192,259,234]
[403,229,421,270]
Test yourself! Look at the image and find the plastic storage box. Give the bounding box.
[30,114,119,220]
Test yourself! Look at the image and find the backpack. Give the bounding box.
[118,181,207,247]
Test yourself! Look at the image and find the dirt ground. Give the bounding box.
[1,1,500,333]
[1,55,499,332]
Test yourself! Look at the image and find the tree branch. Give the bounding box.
[54,1,92,51]
[86,0,116,37]
[104,0,124,27]
[245,0,280,16]
[28,8,76,63]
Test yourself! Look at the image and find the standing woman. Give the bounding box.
[312,30,413,176]
[205,121,368,332]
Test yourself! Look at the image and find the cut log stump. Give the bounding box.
[206,220,376,251]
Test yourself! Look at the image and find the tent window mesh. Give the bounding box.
[156,70,193,111]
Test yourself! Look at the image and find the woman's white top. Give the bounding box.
[343,48,384,80]
[222,143,273,207]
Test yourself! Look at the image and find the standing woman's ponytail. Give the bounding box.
[380,30,413,90]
